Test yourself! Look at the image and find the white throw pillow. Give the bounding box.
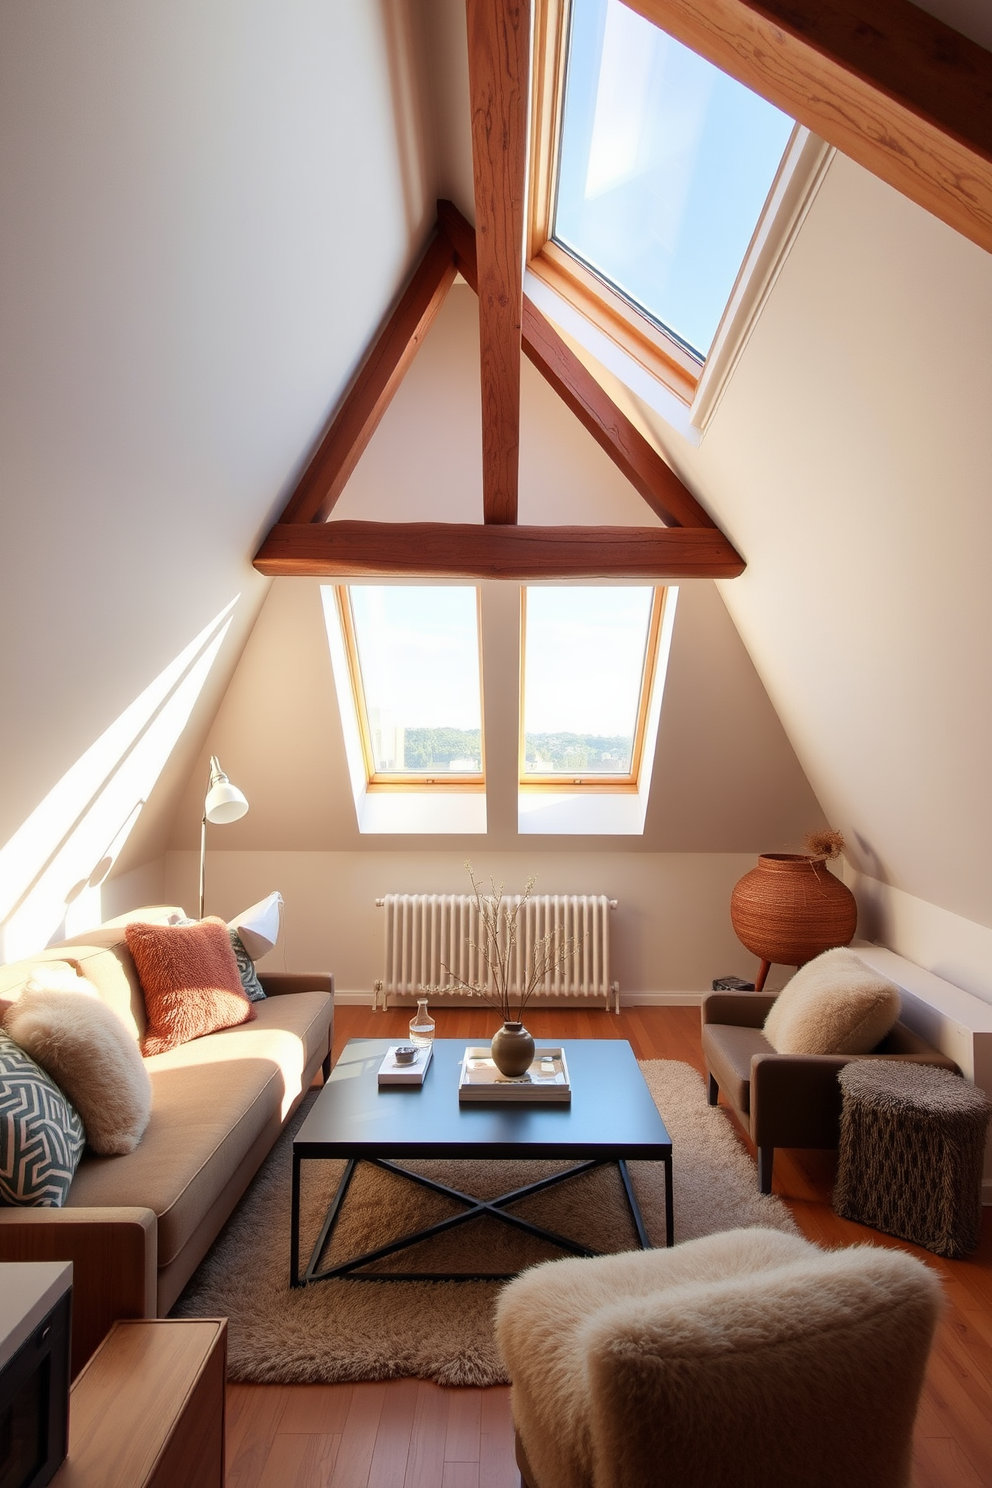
[5,973,152,1155]
[763,948,901,1056]
[228,891,283,961]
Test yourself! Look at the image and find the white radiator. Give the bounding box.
[374,893,619,1011]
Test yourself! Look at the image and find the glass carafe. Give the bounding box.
[409,996,436,1048]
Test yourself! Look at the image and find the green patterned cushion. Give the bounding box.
[0,1029,85,1206]
[228,929,266,1002]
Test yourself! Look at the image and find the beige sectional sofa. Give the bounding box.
[0,905,333,1373]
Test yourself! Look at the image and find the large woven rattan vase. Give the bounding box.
[730,853,857,990]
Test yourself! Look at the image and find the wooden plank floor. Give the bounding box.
[226,1004,992,1487]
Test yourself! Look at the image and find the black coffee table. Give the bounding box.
[290,1037,673,1285]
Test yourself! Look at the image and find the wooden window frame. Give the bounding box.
[518,585,667,792]
[335,586,486,792]
[528,0,703,405]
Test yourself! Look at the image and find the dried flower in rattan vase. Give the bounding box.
[730,853,857,989]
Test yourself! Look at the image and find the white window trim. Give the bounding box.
[690,128,836,432]
[526,128,834,444]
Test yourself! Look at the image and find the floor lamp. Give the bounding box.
[199,756,249,919]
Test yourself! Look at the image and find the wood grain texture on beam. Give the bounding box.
[624,0,992,255]
[522,299,715,529]
[466,0,530,523]
[278,232,456,526]
[254,521,745,579]
[438,200,715,531]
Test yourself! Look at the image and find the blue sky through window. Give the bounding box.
[554,0,795,358]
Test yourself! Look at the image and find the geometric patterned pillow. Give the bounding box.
[0,1029,85,1206]
[228,929,266,1002]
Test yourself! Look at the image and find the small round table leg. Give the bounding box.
[755,959,771,991]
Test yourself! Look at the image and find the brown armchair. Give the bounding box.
[701,992,957,1192]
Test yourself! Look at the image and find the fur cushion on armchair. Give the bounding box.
[763,947,901,1056]
[495,1227,941,1488]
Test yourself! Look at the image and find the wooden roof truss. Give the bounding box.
[255,0,992,583]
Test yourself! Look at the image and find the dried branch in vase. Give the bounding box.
[421,863,582,1024]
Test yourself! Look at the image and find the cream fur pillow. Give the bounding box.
[763,947,901,1056]
[4,970,151,1155]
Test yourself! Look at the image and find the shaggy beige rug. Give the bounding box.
[173,1059,796,1386]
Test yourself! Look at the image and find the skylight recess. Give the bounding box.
[553,0,795,359]
[521,586,661,787]
[339,586,483,785]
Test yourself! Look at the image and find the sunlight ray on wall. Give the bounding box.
[0,599,239,960]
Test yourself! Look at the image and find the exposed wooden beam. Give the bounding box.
[438,200,715,531]
[624,0,992,256]
[524,302,713,530]
[278,232,457,526]
[466,0,530,523]
[437,198,482,292]
[254,521,745,580]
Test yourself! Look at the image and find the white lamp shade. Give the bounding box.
[204,778,249,824]
[228,891,283,959]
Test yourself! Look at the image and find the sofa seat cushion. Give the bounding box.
[64,991,331,1267]
[701,1023,775,1116]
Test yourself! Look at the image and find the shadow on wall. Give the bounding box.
[0,599,239,961]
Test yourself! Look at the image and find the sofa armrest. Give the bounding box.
[701,992,777,1029]
[0,1207,157,1377]
[258,971,334,998]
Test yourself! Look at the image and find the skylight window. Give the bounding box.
[553,0,795,359]
[338,586,484,786]
[521,586,663,788]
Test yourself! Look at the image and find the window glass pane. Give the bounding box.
[554,0,795,357]
[348,587,482,775]
[522,587,654,776]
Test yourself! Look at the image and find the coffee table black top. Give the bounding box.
[294,1038,672,1162]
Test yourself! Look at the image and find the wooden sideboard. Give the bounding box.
[51,1319,226,1488]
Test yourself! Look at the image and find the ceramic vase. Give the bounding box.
[490,1022,535,1078]
[730,853,857,987]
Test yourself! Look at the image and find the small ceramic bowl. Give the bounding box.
[393,1045,417,1065]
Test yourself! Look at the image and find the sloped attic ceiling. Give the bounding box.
[2,0,992,978]
[0,0,444,952]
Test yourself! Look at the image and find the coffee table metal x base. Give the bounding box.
[291,1153,672,1286]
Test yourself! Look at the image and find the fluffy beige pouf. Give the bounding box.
[495,1227,941,1488]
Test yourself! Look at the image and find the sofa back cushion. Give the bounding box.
[764,948,901,1056]
[0,942,147,1042]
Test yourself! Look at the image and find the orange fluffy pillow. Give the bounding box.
[125,918,255,1057]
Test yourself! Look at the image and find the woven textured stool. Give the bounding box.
[834,1061,991,1258]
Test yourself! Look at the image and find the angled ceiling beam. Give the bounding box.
[625,0,992,256]
[254,521,745,580]
[277,231,456,526]
[437,199,717,531]
[466,0,530,524]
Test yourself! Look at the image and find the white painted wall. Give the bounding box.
[0,1,438,951]
[621,152,992,999]
[163,847,783,999]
